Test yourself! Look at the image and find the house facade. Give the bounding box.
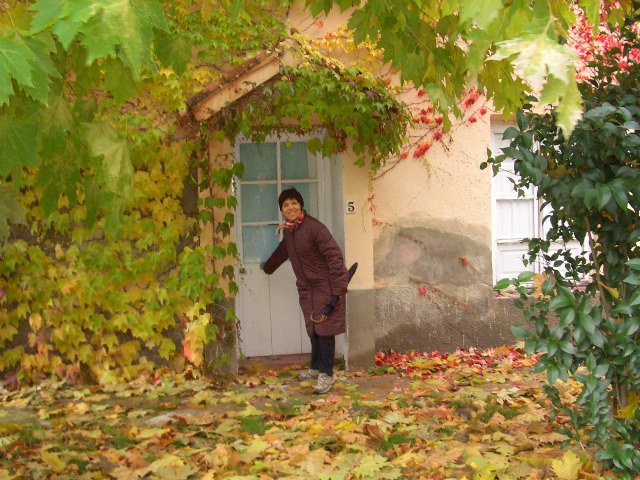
[183,4,537,370]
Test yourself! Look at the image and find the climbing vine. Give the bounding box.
[0,0,295,384]
[211,34,409,174]
[0,2,410,385]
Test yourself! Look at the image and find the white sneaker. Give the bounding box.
[314,373,335,394]
[298,368,320,380]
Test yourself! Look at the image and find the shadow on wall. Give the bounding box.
[373,224,523,352]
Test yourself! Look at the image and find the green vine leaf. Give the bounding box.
[0,33,37,106]
[0,185,26,242]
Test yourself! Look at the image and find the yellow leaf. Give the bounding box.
[201,444,230,468]
[308,423,325,435]
[335,420,358,431]
[548,164,574,178]
[617,392,639,419]
[598,280,620,299]
[551,450,582,480]
[532,273,550,299]
[238,404,263,417]
[72,402,90,414]
[41,451,67,473]
[28,313,42,330]
[60,278,78,295]
[136,427,169,440]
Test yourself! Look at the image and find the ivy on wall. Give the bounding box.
[211,35,410,174]
[0,2,408,384]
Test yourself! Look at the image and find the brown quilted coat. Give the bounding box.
[262,215,349,337]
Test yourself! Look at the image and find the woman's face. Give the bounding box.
[281,198,302,222]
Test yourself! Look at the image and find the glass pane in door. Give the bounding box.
[241,184,278,222]
[282,142,315,179]
[240,143,277,181]
[242,225,279,263]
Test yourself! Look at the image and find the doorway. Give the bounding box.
[235,136,340,357]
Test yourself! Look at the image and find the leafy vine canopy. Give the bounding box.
[185,34,410,174]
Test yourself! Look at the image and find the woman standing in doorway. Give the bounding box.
[261,188,349,394]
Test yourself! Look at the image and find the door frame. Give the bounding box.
[233,133,345,357]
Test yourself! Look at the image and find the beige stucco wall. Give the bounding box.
[341,148,375,291]
[372,117,493,245]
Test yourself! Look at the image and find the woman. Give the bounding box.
[261,188,349,394]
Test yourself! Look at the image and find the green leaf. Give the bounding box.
[29,0,65,34]
[588,328,605,348]
[517,271,535,282]
[549,294,573,309]
[154,30,192,75]
[559,308,575,327]
[554,72,583,136]
[490,33,582,135]
[490,33,575,86]
[45,0,96,49]
[85,121,133,198]
[0,114,40,177]
[610,183,628,210]
[0,33,37,106]
[0,185,26,242]
[511,325,530,338]
[596,185,611,210]
[75,0,167,79]
[459,0,502,29]
[559,340,577,355]
[579,312,598,335]
[502,126,520,139]
[626,259,640,270]
[578,0,601,36]
[541,276,556,295]
[494,278,512,290]
[585,352,596,371]
[102,57,136,103]
[229,0,246,21]
[623,272,640,285]
[593,363,608,377]
[613,291,640,315]
[20,36,60,105]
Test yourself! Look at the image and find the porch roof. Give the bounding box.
[175,44,298,140]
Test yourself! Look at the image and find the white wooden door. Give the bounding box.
[235,138,328,357]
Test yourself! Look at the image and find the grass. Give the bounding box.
[240,415,270,435]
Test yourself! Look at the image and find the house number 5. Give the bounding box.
[346,201,356,214]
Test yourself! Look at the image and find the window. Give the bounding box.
[491,123,587,283]
[237,140,320,263]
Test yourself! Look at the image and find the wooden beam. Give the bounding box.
[192,55,282,121]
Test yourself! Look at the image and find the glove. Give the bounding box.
[321,295,339,316]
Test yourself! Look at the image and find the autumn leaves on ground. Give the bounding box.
[0,345,617,479]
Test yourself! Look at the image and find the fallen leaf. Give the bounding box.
[40,451,66,473]
[551,450,582,480]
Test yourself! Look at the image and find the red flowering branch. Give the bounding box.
[568,2,640,83]
[374,86,489,180]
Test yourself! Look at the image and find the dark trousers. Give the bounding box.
[310,333,335,376]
